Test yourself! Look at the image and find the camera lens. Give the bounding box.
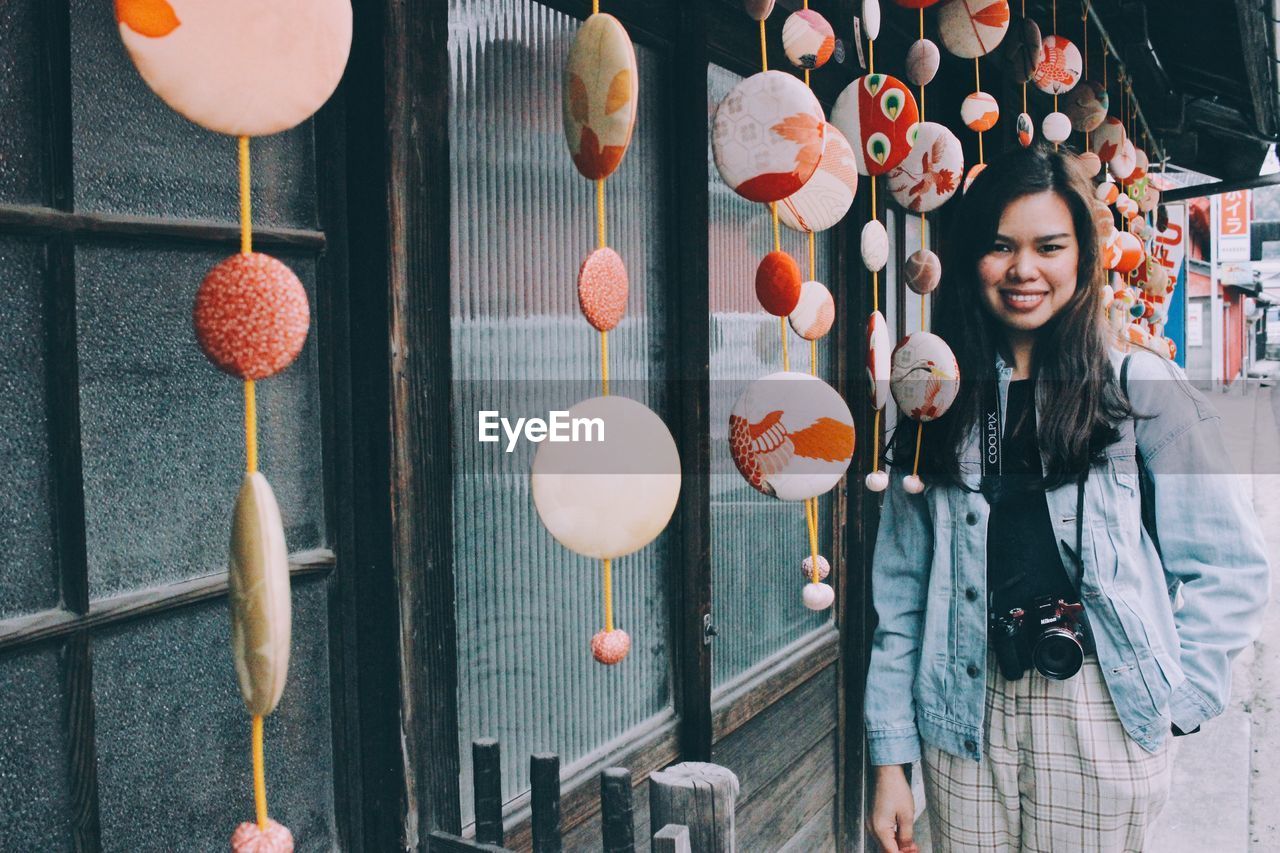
[1032,627,1084,680]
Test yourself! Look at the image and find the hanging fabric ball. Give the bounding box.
[1132,218,1152,241]
[1016,112,1034,147]
[744,0,776,20]
[1031,34,1082,95]
[802,554,832,580]
[591,629,631,665]
[961,92,1000,132]
[756,251,803,316]
[532,396,681,559]
[1101,228,1122,270]
[1115,192,1138,220]
[231,819,294,853]
[906,39,941,87]
[1131,148,1149,182]
[862,0,882,40]
[1064,80,1109,132]
[891,0,943,6]
[783,9,836,70]
[1140,183,1160,214]
[1091,116,1126,162]
[1096,179,1120,205]
[938,0,1012,59]
[194,253,310,381]
[564,13,639,180]
[902,474,926,494]
[887,122,964,212]
[789,280,836,340]
[577,247,628,332]
[1004,15,1043,84]
[116,0,351,137]
[778,123,859,234]
[1076,151,1102,177]
[865,469,890,492]
[1041,111,1071,144]
[803,582,836,611]
[713,71,826,203]
[1130,301,1147,319]
[1092,202,1115,241]
[1101,283,1115,310]
[1114,231,1144,274]
[905,249,942,295]
[867,311,891,409]
[229,472,292,717]
[831,74,920,176]
[861,220,889,272]
[891,332,960,421]
[729,372,855,500]
[963,162,987,193]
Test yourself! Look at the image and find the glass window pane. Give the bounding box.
[708,64,836,689]
[0,0,47,204]
[68,0,317,229]
[94,580,336,851]
[0,238,58,618]
[0,645,74,852]
[449,0,674,822]
[75,246,324,598]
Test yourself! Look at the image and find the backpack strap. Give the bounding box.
[1120,353,1163,558]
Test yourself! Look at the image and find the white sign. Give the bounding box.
[1151,204,1186,281]
[1187,302,1203,347]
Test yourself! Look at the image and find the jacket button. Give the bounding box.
[964,739,978,753]
[965,511,978,525]
[965,587,978,601]
[967,663,980,678]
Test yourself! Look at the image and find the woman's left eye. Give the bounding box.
[1039,244,1064,253]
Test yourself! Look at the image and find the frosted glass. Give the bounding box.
[0,0,46,204]
[0,239,58,618]
[449,0,674,823]
[68,0,316,228]
[75,247,324,598]
[94,581,336,851]
[0,646,74,852]
[709,64,836,689]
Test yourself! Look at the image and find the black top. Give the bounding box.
[986,379,1077,617]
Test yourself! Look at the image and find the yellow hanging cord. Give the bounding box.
[872,408,882,474]
[975,59,985,164]
[603,558,614,632]
[239,135,258,475]
[918,10,926,116]
[1083,6,1090,150]
[592,0,599,13]
[869,36,875,75]
[806,498,821,584]
[596,179,606,249]
[911,420,924,477]
[760,19,768,71]
[252,714,268,829]
[1021,0,1028,115]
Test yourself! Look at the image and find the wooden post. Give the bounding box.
[600,767,635,853]
[653,823,693,853]
[530,753,561,853]
[648,762,739,852]
[473,738,503,846]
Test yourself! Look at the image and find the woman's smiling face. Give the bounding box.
[977,191,1080,335]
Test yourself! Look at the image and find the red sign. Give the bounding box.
[1219,190,1250,236]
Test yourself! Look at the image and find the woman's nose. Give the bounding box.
[1006,251,1036,282]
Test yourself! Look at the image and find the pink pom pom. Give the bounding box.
[802,555,831,580]
[591,629,631,665]
[231,819,294,853]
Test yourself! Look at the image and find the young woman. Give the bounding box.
[864,145,1270,853]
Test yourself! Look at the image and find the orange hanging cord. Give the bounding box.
[975,59,985,164]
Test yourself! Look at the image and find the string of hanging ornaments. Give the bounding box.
[116,0,352,850]
[715,0,857,613]
[535,1,683,666]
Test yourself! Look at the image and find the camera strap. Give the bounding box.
[980,379,1088,588]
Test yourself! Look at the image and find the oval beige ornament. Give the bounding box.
[564,13,640,180]
[745,0,777,20]
[229,472,292,717]
[906,38,941,87]
[905,249,941,294]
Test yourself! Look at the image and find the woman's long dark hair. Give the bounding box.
[887,144,1133,489]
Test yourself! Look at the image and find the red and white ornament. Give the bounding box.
[1016,112,1034,147]
[938,0,1011,59]
[1091,116,1125,162]
[193,253,310,381]
[713,71,826,203]
[961,91,1000,132]
[789,280,836,340]
[1031,34,1082,95]
[778,123,858,233]
[868,311,891,410]
[783,9,836,70]
[886,122,964,213]
[890,331,960,421]
[831,74,921,176]
[963,162,987,193]
[563,13,640,180]
[756,251,803,316]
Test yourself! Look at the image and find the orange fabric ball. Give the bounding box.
[591,629,631,665]
[194,253,310,380]
[755,251,802,316]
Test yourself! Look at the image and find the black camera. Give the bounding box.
[989,595,1090,681]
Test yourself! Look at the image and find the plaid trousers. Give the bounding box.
[921,654,1173,852]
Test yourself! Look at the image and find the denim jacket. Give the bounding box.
[864,347,1271,765]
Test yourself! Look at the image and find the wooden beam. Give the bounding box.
[0,205,327,251]
[0,551,335,652]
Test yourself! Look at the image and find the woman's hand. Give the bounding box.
[868,764,919,853]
